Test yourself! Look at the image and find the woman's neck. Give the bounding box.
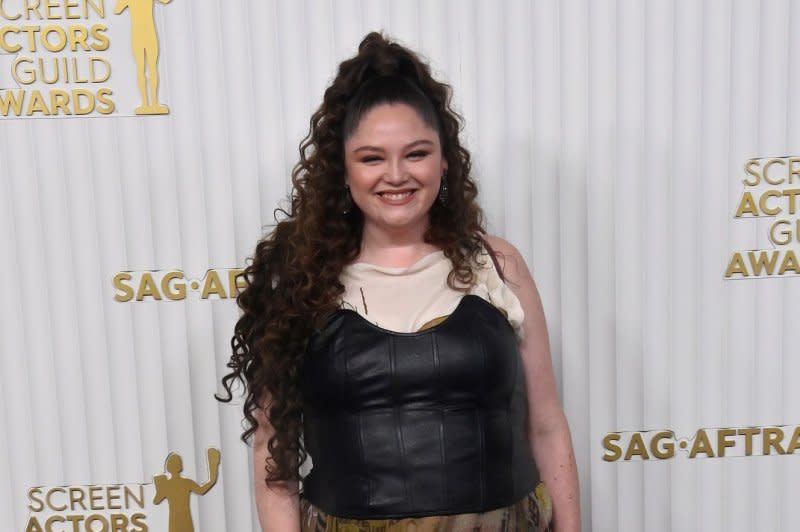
[355,223,441,268]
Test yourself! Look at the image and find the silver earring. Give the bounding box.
[343,185,353,215]
[438,171,448,204]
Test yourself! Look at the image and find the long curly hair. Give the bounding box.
[216,31,489,486]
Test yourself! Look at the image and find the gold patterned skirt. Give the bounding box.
[299,481,553,532]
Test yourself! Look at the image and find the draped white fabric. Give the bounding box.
[2,1,799,531]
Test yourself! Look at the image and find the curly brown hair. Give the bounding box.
[216,31,490,487]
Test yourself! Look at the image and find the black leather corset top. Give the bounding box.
[300,294,540,519]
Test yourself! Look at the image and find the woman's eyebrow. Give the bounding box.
[404,139,434,149]
[352,139,435,153]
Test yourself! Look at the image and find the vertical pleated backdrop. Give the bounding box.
[1,1,799,531]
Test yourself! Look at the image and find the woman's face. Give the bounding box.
[344,103,447,239]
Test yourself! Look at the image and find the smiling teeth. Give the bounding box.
[383,191,412,200]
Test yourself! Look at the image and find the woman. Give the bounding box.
[218,32,580,532]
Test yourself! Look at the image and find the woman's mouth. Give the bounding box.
[377,190,416,205]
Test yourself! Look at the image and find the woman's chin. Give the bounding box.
[364,214,429,235]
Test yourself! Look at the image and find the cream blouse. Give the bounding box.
[339,245,525,339]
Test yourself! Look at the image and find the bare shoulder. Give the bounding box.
[482,234,531,287]
[483,233,517,255]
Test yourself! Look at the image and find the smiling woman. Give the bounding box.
[217,31,579,532]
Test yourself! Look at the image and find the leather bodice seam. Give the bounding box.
[475,325,488,507]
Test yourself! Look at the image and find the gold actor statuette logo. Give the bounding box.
[153,448,221,532]
[114,0,172,115]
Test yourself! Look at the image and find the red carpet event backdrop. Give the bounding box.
[1,1,799,531]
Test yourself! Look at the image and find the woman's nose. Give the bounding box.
[384,158,408,184]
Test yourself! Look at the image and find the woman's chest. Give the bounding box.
[302,296,522,412]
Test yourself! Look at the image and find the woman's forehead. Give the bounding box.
[345,103,439,146]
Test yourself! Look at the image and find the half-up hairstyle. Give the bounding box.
[216,31,488,487]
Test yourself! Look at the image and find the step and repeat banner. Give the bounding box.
[1,1,798,531]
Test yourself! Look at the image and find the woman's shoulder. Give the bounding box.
[481,233,523,262]
[472,234,527,338]
[478,234,528,282]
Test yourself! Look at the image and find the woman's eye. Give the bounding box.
[360,152,428,163]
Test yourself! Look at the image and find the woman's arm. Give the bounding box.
[485,234,581,532]
[252,401,301,532]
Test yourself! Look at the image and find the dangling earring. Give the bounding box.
[438,171,448,204]
[342,184,353,215]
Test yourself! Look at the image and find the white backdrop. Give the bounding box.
[2,1,799,531]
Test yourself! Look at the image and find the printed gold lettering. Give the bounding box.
[89,485,103,510]
[602,433,622,462]
[689,429,715,458]
[624,432,649,460]
[25,516,44,532]
[20,24,40,51]
[136,272,162,301]
[110,513,128,532]
[758,189,782,215]
[786,426,800,454]
[0,25,21,52]
[0,89,25,116]
[782,188,800,214]
[71,88,94,114]
[12,56,35,84]
[124,485,145,509]
[41,24,67,52]
[66,514,84,530]
[769,219,793,246]
[0,0,22,20]
[789,158,800,184]
[725,252,748,278]
[26,0,43,21]
[778,250,800,274]
[113,272,134,302]
[44,0,60,19]
[44,515,65,532]
[716,428,736,457]
[50,89,71,115]
[201,270,227,299]
[763,158,786,185]
[45,487,67,511]
[27,487,45,512]
[95,86,114,114]
[130,513,148,532]
[64,0,81,19]
[737,427,759,456]
[744,159,761,186]
[106,486,122,510]
[85,0,104,18]
[747,250,779,276]
[735,191,759,217]
[228,268,247,297]
[25,89,51,115]
[67,23,89,50]
[763,427,786,455]
[162,271,186,300]
[85,514,109,532]
[90,57,111,82]
[650,431,674,459]
[89,22,108,50]
[69,486,87,511]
